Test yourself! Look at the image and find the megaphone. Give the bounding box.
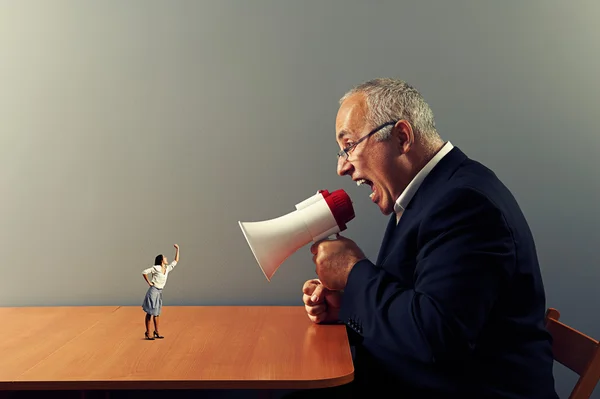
[238,189,355,281]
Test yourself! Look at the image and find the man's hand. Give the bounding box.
[302,279,342,324]
[174,244,179,249]
[310,234,365,291]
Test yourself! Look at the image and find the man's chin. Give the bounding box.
[370,195,392,215]
[376,202,393,215]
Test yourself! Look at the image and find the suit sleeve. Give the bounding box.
[339,187,516,365]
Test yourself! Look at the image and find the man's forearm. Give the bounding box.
[340,261,470,364]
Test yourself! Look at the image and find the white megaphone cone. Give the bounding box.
[238,189,355,281]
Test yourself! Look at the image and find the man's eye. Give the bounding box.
[344,143,354,151]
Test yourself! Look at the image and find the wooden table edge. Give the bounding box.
[0,371,354,391]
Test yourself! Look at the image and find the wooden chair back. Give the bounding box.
[545,308,600,399]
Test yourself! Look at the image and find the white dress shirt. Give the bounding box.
[395,141,454,223]
[142,261,177,289]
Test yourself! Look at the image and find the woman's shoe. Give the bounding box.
[145,331,155,340]
[153,331,164,339]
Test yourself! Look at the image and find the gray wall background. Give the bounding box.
[1,1,599,397]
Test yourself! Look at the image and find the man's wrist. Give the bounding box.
[342,257,363,287]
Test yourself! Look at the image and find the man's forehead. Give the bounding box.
[335,93,368,140]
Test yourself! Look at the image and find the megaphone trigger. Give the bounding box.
[322,233,340,241]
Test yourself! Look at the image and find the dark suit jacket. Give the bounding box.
[339,147,558,398]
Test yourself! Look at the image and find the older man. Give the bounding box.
[303,78,559,398]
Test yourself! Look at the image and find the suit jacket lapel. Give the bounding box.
[376,213,398,265]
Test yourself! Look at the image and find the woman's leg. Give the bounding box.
[152,289,164,338]
[145,313,152,336]
[153,316,163,338]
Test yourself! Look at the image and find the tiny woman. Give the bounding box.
[141,243,180,340]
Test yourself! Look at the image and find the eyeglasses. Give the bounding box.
[336,121,397,161]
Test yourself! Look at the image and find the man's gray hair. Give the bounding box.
[339,78,440,145]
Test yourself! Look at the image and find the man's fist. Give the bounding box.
[310,234,365,291]
[302,279,342,324]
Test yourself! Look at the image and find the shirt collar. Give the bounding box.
[394,141,454,214]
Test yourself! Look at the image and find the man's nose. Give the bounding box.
[337,156,350,176]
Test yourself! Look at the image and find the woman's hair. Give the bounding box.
[154,254,164,265]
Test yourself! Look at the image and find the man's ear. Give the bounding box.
[392,120,414,153]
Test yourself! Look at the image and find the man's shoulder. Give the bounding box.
[451,156,503,186]
[414,167,516,230]
[436,157,515,205]
[414,147,509,208]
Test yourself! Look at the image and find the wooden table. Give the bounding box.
[0,306,354,393]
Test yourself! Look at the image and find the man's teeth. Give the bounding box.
[357,179,375,199]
